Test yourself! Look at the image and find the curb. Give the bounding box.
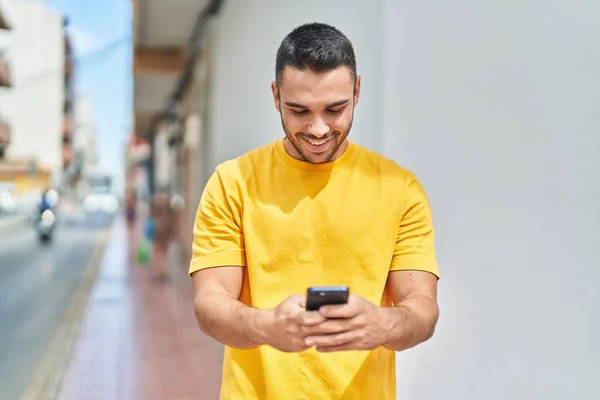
[20,224,113,400]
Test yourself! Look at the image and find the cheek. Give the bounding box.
[331,113,353,132]
[282,115,305,133]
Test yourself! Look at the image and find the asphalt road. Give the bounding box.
[0,218,105,400]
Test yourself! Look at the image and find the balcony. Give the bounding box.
[64,98,75,114]
[64,34,73,57]
[63,117,72,133]
[62,117,73,144]
[65,58,74,79]
[0,55,11,88]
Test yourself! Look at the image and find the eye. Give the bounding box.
[290,109,308,116]
[327,108,344,115]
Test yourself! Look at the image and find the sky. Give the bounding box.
[44,0,132,192]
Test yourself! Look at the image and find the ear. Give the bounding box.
[353,75,361,107]
[271,81,281,112]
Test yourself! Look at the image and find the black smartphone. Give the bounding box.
[306,286,349,311]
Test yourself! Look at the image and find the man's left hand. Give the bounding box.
[303,294,394,352]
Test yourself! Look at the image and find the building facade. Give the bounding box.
[73,91,98,179]
[0,0,65,192]
[0,2,12,162]
[61,25,77,185]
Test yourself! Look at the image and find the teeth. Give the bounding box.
[307,139,328,146]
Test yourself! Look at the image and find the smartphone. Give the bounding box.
[306,286,349,311]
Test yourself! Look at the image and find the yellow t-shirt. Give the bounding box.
[190,139,439,400]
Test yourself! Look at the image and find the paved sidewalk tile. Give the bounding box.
[57,217,223,400]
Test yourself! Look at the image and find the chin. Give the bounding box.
[299,138,339,163]
[306,152,335,164]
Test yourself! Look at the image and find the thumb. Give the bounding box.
[298,295,307,309]
[288,294,306,308]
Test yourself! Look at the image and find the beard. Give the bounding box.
[279,110,354,164]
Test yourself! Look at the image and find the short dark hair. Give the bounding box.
[275,22,356,87]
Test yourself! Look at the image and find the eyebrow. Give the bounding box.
[284,99,350,109]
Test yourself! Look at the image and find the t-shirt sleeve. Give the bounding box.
[189,166,246,276]
[389,173,440,278]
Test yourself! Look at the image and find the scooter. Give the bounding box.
[36,208,56,243]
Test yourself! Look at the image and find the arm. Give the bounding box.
[190,166,326,352]
[192,268,323,351]
[192,267,268,349]
[383,173,440,351]
[303,173,440,353]
[189,166,266,349]
[381,270,439,351]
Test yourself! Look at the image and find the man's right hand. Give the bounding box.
[260,294,326,353]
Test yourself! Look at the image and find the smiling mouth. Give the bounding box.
[305,137,331,146]
[301,134,334,145]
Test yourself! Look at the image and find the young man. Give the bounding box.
[190,22,440,400]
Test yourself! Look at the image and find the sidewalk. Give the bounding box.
[56,216,223,400]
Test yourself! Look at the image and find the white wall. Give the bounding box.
[382,1,600,399]
[205,0,383,171]
[202,1,600,399]
[0,0,63,171]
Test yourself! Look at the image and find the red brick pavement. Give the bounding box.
[57,217,223,400]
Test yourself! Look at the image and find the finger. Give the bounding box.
[315,343,360,353]
[296,311,327,326]
[302,318,353,336]
[305,330,360,348]
[297,295,306,308]
[319,303,359,319]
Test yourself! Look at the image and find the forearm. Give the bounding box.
[382,294,439,352]
[193,291,269,349]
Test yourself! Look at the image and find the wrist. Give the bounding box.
[379,306,405,347]
[243,307,272,346]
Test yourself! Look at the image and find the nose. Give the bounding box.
[307,117,329,138]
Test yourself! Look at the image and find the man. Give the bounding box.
[190,22,440,400]
[124,186,137,257]
[39,189,52,213]
[150,190,174,282]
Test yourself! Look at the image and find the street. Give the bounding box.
[0,217,106,400]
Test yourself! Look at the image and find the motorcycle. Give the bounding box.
[36,208,56,243]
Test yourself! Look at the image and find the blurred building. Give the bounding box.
[73,91,98,181]
[0,3,9,30]
[125,129,150,201]
[0,3,12,165]
[130,0,216,261]
[0,0,69,194]
[61,25,77,185]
